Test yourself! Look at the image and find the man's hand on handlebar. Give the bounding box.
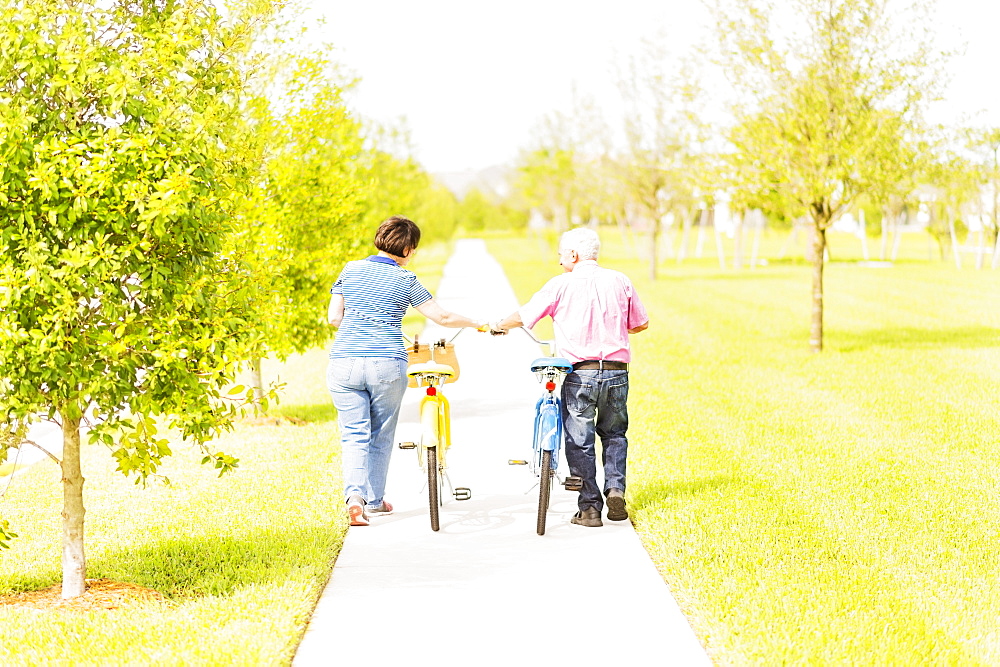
[475,318,509,336]
[487,320,507,336]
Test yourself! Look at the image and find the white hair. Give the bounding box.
[560,227,601,260]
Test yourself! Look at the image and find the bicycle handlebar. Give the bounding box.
[402,327,467,346]
[520,327,558,357]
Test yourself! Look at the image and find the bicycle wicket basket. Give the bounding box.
[405,334,461,388]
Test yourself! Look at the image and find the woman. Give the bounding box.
[327,216,484,526]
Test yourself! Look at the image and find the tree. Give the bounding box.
[457,188,496,232]
[358,126,460,244]
[0,0,275,597]
[613,39,708,279]
[241,60,371,400]
[964,127,1000,267]
[514,92,610,232]
[712,0,944,351]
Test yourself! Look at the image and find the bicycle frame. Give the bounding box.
[511,327,580,535]
[532,373,564,465]
[399,329,470,531]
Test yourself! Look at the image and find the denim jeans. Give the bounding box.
[561,369,629,512]
[327,357,409,506]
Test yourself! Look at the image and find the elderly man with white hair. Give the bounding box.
[490,227,649,527]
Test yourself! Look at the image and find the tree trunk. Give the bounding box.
[949,215,961,269]
[891,213,903,262]
[880,208,890,261]
[750,210,763,270]
[251,357,265,406]
[992,229,1000,269]
[678,208,693,263]
[61,408,86,598]
[662,214,677,261]
[858,209,869,261]
[733,211,744,269]
[649,217,659,281]
[992,183,999,269]
[711,209,726,268]
[809,223,826,353]
[695,208,707,258]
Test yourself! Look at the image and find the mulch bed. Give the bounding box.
[0,579,165,612]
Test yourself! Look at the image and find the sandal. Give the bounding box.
[347,496,368,526]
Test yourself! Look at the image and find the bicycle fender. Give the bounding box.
[419,394,451,452]
[534,402,562,453]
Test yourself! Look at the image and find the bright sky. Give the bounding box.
[307,0,1000,174]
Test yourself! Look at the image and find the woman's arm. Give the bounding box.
[328,294,345,328]
[415,298,485,329]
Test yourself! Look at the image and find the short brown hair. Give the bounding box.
[374,215,421,257]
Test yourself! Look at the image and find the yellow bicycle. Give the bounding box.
[398,329,472,531]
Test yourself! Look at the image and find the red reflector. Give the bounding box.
[426,386,437,396]
[545,381,556,392]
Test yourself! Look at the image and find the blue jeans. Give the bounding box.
[561,369,629,512]
[327,357,409,506]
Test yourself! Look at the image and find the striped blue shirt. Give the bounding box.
[329,256,432,361]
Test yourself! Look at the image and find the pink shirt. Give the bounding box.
[518,260,648,364]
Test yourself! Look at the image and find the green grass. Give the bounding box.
[0,348,344,666]
[486,231,1000,664]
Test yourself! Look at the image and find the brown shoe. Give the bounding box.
[570,507,603,527]
[367,500,394,517]
[606,488,628,521]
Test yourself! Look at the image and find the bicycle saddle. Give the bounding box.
[530,357,573,373]
[407,361,455,378]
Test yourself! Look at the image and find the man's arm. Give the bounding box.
[628,320,649,334]
[490,310,524,333]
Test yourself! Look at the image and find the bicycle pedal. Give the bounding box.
[563,476,583,491]
[508,459,528,466]
[398,441,417,450]
[454,487,471,501]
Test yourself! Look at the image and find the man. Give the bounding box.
[490,228,649,527]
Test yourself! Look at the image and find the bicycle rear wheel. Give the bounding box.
[427,446,440,531]
[537,449,553,535]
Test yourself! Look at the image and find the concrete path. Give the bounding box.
[293,239,709,666]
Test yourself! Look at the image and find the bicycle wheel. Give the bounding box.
[537,449,553,535]
[427,446,440,531]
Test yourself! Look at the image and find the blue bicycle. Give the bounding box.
[509,328,582,535]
